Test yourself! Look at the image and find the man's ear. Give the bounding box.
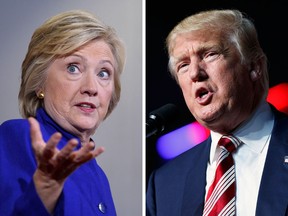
[250,70,259,81]
[249,61,261,81]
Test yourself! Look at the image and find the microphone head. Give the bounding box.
[146,103,179,138]
[149,103,178,123]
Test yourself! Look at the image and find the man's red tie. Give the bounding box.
[203,135,241,216]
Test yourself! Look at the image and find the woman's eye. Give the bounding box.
[67,64,79,73]
[98,70,110,79]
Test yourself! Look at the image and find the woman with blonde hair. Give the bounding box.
[0,9,125,216]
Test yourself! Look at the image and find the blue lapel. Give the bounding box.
[180,137,211,216]
[256,108,288,215]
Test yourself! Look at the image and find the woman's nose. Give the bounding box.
[80,74,98,96]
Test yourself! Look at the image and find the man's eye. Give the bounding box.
[203,52,220,62]
[67,64,79,73]
[177,63,189,73]
[180,63,189,68]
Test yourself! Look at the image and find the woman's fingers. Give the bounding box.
[29,117,62,173]
[91,145,105,158]
[28,117,45,151]
[37,133,62,173]
[55,138,78,163]
[29,117,105,180]
[73,141,105,164]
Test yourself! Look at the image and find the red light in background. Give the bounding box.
[267,82,288,115]
[156,121,210,160]
[156,82,288,160]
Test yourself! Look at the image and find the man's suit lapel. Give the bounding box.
[181,137,211,216]
[256,109,288,216]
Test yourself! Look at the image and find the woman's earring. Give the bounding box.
[38,92,44,99]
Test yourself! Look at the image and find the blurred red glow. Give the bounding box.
[156,83,288,160]
[267,82,288,115]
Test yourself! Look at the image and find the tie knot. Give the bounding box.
[218,135,241,153]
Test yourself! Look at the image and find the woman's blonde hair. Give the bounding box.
[19,10,126,119]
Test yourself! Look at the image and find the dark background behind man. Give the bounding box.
[146,0,288,185]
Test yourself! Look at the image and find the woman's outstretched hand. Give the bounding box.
[28,117,104,213]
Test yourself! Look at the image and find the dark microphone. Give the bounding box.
[146,103,179,138]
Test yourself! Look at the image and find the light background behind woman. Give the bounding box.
[0,1,142,215]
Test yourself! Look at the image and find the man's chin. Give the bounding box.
[195,112,223,129]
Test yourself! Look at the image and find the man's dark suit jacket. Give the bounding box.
[146,106,288,216]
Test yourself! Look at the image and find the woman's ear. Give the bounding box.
[36,89,44,99]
